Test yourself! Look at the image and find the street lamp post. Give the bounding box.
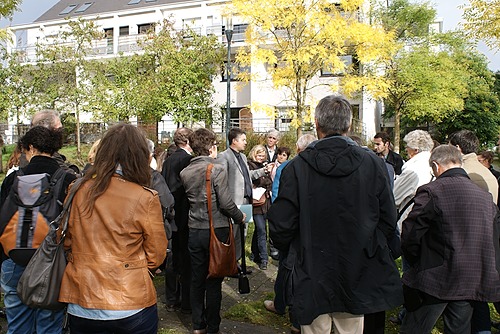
[225,16,233,148]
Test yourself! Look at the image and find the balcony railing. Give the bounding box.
[12,24,247,63]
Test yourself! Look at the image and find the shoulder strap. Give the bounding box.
[206,163,214,229]
[398,197,415,220]
[57,178,85,238]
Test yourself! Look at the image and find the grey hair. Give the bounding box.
[430,144,462,167]
[296,134,316,152]
[403,130,434,152]
[31,109,61,130]
[146,139,155,155]
[315,95,352,135]
[267,129,280,140]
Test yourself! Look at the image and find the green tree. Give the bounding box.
[87,20,224,134]
[461,0,500,50]
[230,0,397,137]
[374,0,469,151]
[35,18,103,156]
[137,21,224,127]
[433,52,500,147]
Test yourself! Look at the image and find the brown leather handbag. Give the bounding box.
[206,164,238,279]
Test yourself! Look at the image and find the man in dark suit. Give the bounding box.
[217,128,270,264]
[373,131,404,175]
[162,127,193,313]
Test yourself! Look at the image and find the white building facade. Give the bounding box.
[5,0,380,141]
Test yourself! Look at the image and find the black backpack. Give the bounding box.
[0,168,67,265]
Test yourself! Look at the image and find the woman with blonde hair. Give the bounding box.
[247,144,273,270]
[59,123,167,334]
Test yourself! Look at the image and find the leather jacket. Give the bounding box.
[59,176,168,310]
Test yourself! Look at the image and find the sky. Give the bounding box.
[0,0,499,71]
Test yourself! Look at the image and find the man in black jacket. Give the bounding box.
[161,127,193,313]
[268,95,402,333]
[373,131,404,175]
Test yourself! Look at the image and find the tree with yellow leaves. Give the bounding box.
[461,0,500,50]
[229,0,397,136]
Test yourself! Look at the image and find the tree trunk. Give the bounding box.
[76,104,81,159]
[394,108,401,154]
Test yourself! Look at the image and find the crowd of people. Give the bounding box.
[1,97,500,334]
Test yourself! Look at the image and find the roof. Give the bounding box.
[35,0,179,23]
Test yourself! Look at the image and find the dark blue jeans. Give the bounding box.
[251,213,268,264]
[1,259,64,334]
[189,228,226,333]
[68,305,158,334]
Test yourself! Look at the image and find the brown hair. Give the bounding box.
[173,127,193,146]
[6,145,21,170]
[82,123,151,214]
[189,128,216,157]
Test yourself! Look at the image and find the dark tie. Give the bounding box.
[235,153,253,200]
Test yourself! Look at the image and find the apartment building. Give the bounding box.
[5,0,379,141]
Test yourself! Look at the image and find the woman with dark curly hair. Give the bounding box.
[0,125,77,334]
[180,128,245,334]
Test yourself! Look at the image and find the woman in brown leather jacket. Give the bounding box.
[59,124,168,334]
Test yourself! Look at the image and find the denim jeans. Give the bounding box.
[251,213,268,264]
[189,228,226,333]
[400,299,472,334]
[1,259,64,334]
[68,305,158,334]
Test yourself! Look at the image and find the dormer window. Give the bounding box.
[59,4,77,15]
[75,2,93,13]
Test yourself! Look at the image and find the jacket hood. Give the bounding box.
[299,136,365,177]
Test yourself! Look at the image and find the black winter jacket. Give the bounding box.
[268,135,403,325]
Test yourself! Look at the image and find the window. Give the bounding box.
[145,0,157,2]
[321,55,358,76]
[138,23,154,35]
[59,4,77,15]
[128,0,141,4]
[104,28,113,54]
[75,2,93,13]
[119,26,129,36]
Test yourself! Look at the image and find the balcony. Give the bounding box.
[12,24,247,64]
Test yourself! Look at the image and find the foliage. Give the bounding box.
[461,0,500,50]
[229,0,397,136]
[373,0,470,152]
[0,0,19,18]
[0,50,38,123]
[432,52,500,148]
[136,22,224,126]
[35,18,104,156]
[87,20,224,129]
[0,0,21,41]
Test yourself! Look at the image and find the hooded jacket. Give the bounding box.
[268,135,403,325]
